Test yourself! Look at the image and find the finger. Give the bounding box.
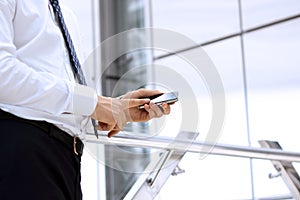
[161,103,171,115]
[108,129,121,138]
[95,122,115,131]
[151,103,164,118]
[136,89,162,98]
[158,104,165,113]
[144,103,155,118]
[145,102,162,118]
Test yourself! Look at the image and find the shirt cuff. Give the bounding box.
[72,83,97,116]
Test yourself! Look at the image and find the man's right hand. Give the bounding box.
[90,95,150,136]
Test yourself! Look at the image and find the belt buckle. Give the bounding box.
[73,136,79,155]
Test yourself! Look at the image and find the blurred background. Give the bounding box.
[61,0,300,199]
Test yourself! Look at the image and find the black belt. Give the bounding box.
[0,109,83,157]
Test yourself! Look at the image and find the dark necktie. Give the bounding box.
[49,0,98,138]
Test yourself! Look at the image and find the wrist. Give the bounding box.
[91,96,102,119]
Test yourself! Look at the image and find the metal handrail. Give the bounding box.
[86,132,300,162]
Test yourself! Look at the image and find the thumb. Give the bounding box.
[122,98,150,109]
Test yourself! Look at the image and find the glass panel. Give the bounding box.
[154,39,253,199]
[202,38,249,146]
[251,159,290,198]
[242,0,300,29]
[99,1,153,199]
[152,53,212,139]
[152,0,240,48]
[245,18,300,198]
[155,38,249,146]
[157,154,253,199]
[245,19,300,150]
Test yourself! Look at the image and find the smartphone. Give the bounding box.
[138,91,178,109]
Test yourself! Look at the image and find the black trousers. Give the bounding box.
[0,118,82,200]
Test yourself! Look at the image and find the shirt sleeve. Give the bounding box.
[0,1,97,117]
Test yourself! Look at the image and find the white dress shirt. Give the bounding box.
[0,0,98,139]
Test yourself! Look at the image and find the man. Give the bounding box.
[0,1,171,199]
